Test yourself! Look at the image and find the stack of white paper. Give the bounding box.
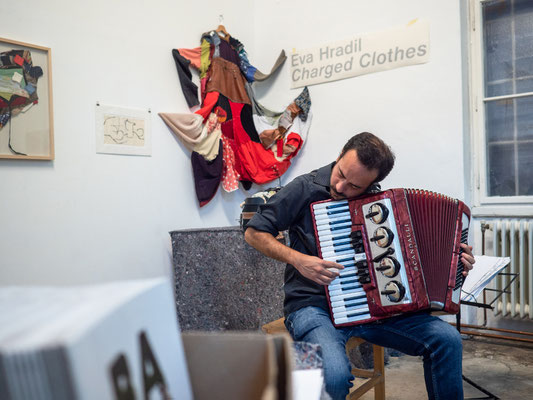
[461,255,511,302]
[0,278,192,400]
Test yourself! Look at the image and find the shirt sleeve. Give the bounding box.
[245,176,309,236]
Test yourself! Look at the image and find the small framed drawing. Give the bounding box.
[0,37,54,160]
[95,103,151,156]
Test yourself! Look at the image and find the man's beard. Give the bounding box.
[330,188,345,200]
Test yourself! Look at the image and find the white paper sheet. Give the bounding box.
[292,369,323,400]
[461,255,511,302]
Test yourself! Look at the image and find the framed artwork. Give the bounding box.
[0,37,54,160]
[95,104,152,156]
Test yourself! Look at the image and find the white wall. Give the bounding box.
[0,0,467,286]
[0,0,255,285]
[253,0,466,197]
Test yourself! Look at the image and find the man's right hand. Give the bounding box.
[244,227,344,286]
[293,254,344,286]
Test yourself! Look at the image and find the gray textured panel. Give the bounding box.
[170,227,285,331]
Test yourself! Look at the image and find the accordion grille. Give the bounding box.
[405,189,459,305]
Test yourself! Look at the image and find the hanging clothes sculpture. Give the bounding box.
[159,28,312,207]
[0,49,44,155]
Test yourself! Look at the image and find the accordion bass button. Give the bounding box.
[365,203,389,224]
[381,281,406,302]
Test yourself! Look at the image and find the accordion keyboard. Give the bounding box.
[312,200,372,325]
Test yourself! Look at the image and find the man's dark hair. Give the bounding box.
[339,132,395,182]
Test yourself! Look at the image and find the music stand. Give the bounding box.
[456,269,518,400]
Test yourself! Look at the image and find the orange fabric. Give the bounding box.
[177,47,202,69]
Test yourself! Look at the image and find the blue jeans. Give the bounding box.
[285,306,463,400]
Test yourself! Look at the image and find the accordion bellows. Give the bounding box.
[311,188,470,327]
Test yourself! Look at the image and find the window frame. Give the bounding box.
[468,0,533,217]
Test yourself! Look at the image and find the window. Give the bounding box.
[470,0,533,206]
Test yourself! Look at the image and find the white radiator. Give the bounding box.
[485,220,533,319]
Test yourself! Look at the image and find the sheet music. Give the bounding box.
[461,255,511,302]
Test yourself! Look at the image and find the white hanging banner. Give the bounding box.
[290,19,430,89]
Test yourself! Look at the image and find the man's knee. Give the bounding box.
[432,320,463,357]
[447,325,463,355]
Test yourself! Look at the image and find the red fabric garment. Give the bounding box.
[284,132,304,159]
[221,135,240,192]
[229,101,292,185]
[194,91,219,122]
[274,132,303,162]
[200,77,208,103]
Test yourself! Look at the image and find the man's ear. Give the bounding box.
[366,182,382,194]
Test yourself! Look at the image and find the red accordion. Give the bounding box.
[311,188,471,327]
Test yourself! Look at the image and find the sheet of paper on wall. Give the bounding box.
[461,255,511,302]
[95,103,152,156]
[292,369,324,400]
[0,278,193,400]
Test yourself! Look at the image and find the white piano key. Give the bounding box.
[316,218,351,227]
[329,278,360,288]
[313,207,350,221]
[338,273,358,281]
[331,296,368,309]
[332,298,369,311]
[329,290,367,301]
[333,305,370,315]
[328,287,365,297]
[334,313,372,325]
[320,242,354,253]
[330,296,367,308]
[324,247,355,257]
[315,214,351,226]
[331,272,357,282]
[322,248,357,258]
[338,267,357,276]
[333,306,370,319]
[313,202,349,212]
[319,238,352,248]
[329,270,358,286]
[329,284,361,294]
[329,275,359,285]
[318,230,351,239]
[332,303,368,314]
[323,253,366,264]
[312,200,348,211]
[314,209,350,220]
[334,258,357,266]
[317,221,352,232]
[328,282,364,293]
[331,297,368,309]
[321,242,354,252]
[317,228,352,242]
[320,242,353,253]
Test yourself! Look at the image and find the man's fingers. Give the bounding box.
[323,261,345,270]
[317,276,333,285]
[460,244,475,277]
[321,267,340,279]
